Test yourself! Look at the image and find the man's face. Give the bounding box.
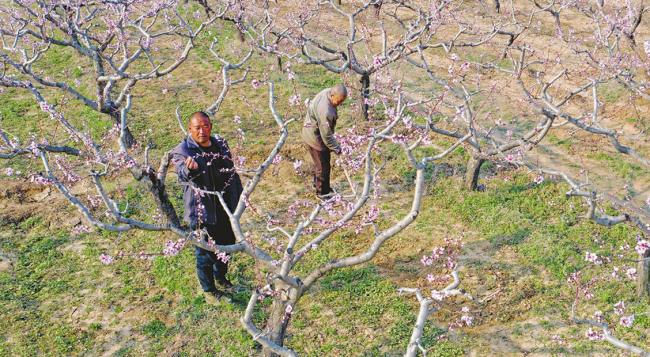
[189,116,212,147]
[330,94,346,107]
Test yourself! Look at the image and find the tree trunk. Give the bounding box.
[130,154,181,227]
[357,72,370,122]
[463,156,485,191]
[637,248,650,299]
[146,176,181,227]
[261,297,291,357]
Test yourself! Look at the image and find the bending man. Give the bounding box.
[302,84,347,196]
[173,111,243,305]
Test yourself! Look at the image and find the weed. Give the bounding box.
[142,320,168,337]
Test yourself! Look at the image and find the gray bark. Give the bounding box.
[463,156,485,191]
[262,297,291,357]
[357,72,370,122]
[637,248,650,299]
[109,110,137,148]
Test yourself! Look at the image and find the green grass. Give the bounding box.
[586,152,650,180]
[1,9,648,356]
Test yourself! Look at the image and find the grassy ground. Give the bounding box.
[1,2,649,355]
[1,160,648,356]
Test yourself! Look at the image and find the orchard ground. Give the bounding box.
[1,151,648,356]
[2,0,650,355]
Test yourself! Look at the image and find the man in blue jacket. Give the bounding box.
[173,111,243,305]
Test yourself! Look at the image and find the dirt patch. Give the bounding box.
[0,180,82,229]
[0,252,14,271]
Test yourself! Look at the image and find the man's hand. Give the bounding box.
[185,156,199,170]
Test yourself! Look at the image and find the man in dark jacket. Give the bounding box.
[173,111,243,305]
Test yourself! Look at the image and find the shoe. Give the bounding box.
[317,187,338,199]
[203,290,232,306]
[217,277,245,293]
[216,276,233,290]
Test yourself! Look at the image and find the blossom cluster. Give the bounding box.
[72,225,90,235]
[162,238,187,257]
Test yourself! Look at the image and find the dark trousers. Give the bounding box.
[194,215,236,292]
[306,144,331,195]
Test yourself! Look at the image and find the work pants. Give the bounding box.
[193,210,236,292]
[306,144,332,195]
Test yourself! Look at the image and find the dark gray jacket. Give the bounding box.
[172,135,243,226]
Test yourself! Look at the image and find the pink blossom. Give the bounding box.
[593,311,603,323]
[72,225,90,235]
[614,300,625,315]
[216,252,230,263]
[430,290,446,301]
[635,240,649,255]
[585,328,604,341]
[163,239,186,257]
[99,254,113,265]
[251,79,261,88]
[620,315,634,328]
[282,304,295,323]
[461,314,473,326]
[236,156,246,167]
[289,93,301,106]
[193,187,205,198]
[584,251,602,265]
[272,155,283,165]
[4,168,14,176]
[372,55,382,69]
[626,268,637,280]
[421,255,434,266]
[293,160,303,170]
[232,115,241,124]
[534,175,544,184]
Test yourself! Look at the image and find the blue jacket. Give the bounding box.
[172,135,243,226]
